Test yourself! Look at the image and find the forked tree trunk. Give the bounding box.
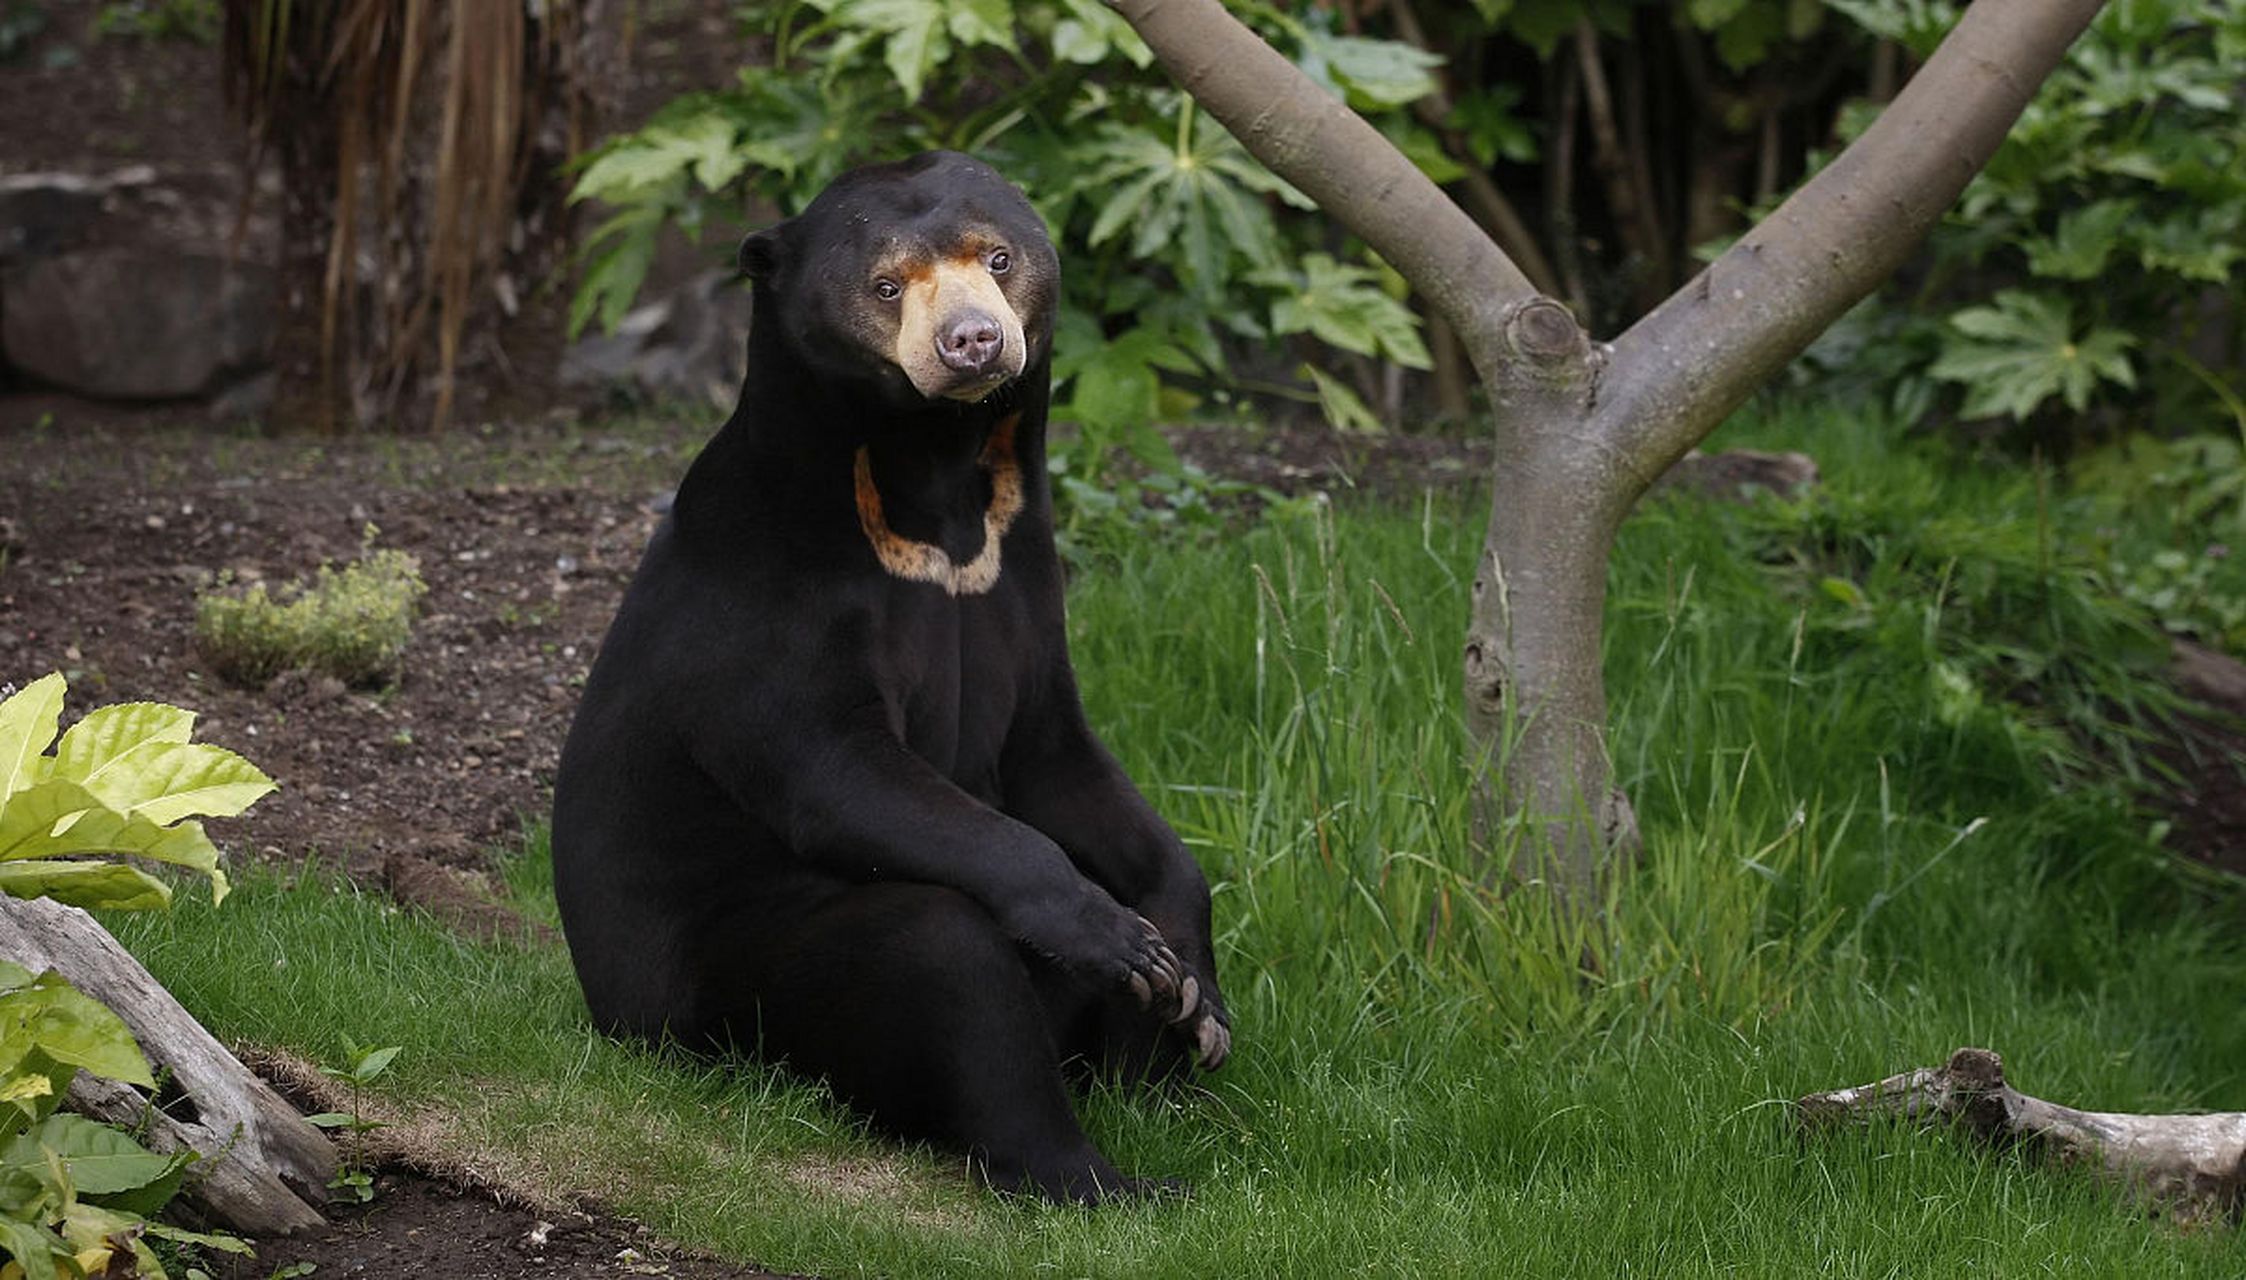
[1107,0,2108,900]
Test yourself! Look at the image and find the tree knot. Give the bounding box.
[1506,297,1590,366]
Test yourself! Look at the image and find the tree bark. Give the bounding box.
[1107,0,2108,899]
[1799,1047,2245,1228]
[0,894,335,1235]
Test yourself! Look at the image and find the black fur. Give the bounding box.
[551,152,1228,1204]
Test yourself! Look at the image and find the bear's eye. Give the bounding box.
[987,249,1011,275]
[873,278,901,302]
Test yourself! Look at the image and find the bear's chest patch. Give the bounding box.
[852,414,1024,596]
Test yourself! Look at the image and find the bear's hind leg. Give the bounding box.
[726,882,1160,1204]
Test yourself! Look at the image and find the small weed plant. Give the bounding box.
[305,1038,401,1204]
[0,673,272,1280]
[194,529,427,689]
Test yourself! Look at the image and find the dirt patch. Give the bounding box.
[198,1172,802,1280]
[2152,640,2246,882]
[0,414,693,879]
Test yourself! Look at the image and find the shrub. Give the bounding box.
[0,672,271,1278]
[193,534,427,689]
[1808,0,2246,438]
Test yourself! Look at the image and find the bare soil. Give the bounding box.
[199,1173,804,1280]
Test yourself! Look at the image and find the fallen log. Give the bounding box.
[0,893,335,1234]
[1797,1046,2245,1227]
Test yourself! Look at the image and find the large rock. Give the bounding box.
[562,267,749,408]
[0,172,109,264]
[2,247,274,400]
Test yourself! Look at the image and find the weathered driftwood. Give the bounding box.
[0,893,335,1234]
[1798,1047,2246,1227]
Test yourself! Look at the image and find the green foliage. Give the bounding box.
[2074,429,2246,648]
[566,0,1460,438]
[1809,0,2246,434]
[92,0,217,42]
[0,677,268,1279]
[305,1037,401,1204]
[1,672,271,909]
[1925,290,2136,421]
[193,530,427,690]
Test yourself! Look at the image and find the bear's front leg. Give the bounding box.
[998,708,1231,1074]
[693,699,1195,1013]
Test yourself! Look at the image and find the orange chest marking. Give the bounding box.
[852,414,1025,597]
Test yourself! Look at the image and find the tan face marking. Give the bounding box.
[852,414,1025,596]
[892,255,1027,401]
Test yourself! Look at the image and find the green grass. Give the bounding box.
[112,402,2246,1277]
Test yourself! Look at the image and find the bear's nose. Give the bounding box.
[937,312,1005,375]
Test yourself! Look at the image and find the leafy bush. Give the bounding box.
[193,534,427,690]
[2074,430,2246,648]
[0,673,271,1279]
[1810,0,2246,436]
[567,0,1452,445]
[0,673,267,910]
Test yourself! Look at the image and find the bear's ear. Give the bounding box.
[737,222,788,280]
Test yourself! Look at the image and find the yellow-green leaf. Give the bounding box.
[51,702,194,788]
[76,743,275,827]
[0,862,172,912]
[0,674,66,804]
[0,972,152,1088]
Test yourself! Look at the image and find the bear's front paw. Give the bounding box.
[1171,978,1229,1071]
[1117,913,1191,1017]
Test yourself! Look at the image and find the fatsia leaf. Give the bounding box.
[1303,364,1383,433]
[50,702,193,788]
[674,111,748,192]
[1051,0,1149,67]
[1928,291,2136,421]
[1301,32,1442,109]
[946,0,1014,49]
[0,674,65,804]
[570,206,664,339]
[570,134,699,202]
[2022,197,2134,280]
[1260,254,1431,368]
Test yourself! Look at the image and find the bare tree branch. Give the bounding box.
[1800,1047,2246,1228]
[1105,0,1531,359]
[1599,0,2105,484]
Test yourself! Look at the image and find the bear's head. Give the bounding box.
[738,152,1059,412]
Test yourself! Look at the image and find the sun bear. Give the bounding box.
[550,151,1230,1204]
